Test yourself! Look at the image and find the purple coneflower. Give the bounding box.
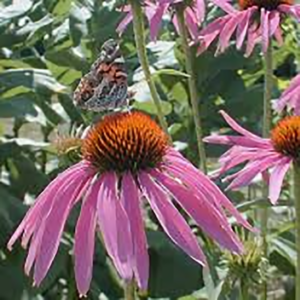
[275,74,300,115]
[8,111,253,296]
[203,110,300,204]
[195,0,300,56]
[117,0,205,40]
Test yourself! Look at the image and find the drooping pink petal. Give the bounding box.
[74,175,101,296]
[226,154,282,190]
[138,172,206,266]
[150,169,243,253]
[97,172,133,281]
[185,7,200,39]
[261,8,270,52]
[197,17,228,55]
[245,24,260,57]
[196,0,206,23]
[269,11,280,37]
[33,171,92,286]
[149,3,170,41]
[204,135,270,148]
[219,110,266,141]
[7,162,90,250]
[236,8,256,49]
[212,0,238,14]
[121,173,149,291]
[217,15,239,54]
[275,74,300,113]
[23,168,91,276]
[269,157,292,204]
[163,153,255,232]
[116,11,133,35]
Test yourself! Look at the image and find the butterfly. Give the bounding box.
[73,39,128,112]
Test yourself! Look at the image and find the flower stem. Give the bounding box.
[124,280,135,300]
[293,162,300,300]
[261,43,273,300]
[240,278,249,300]
[129,0,170,138]
[175,4,207,173]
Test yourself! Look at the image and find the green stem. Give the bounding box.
[294,162,300,300]
[261,43,273,300]
[124,280,135,300]
[240,278,249,300]
[175,5,207,173]
[129,0,170,138]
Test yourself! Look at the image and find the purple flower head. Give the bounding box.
[195,0,300,56]
[117,0,205,40]
[275,74,300,115]
[203,110,300,204]
[8,111,254,297]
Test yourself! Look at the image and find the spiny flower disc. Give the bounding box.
[238,0,293,10]
[82,111,169,173]
[271,116,300,160]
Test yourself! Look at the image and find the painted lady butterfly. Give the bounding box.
[73,39,128,112]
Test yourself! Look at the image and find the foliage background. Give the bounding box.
[0,0,298,299]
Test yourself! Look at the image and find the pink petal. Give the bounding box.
[196,0,206,23]
[261,8,270,53]
[226,154,282,190]
[185,7,200,39]
[150,169,243,253]
[74,176,101,296]
[217,15,239,54]
[219,110,266,140]
[138,172,206,265]
[121,173,149,291]
[269,10,280,37]
[97,172,133,281]
[212,0,238,14]
[236,8,256,49]
[149,3,169,41]
[163,154,255,232]
[33,172,92,285]
[269,157,291,204]
[245,24,260,57]
[7,162,89,251]
[116,11,133,35]
[197,17,228,55]
[204,135,270,148]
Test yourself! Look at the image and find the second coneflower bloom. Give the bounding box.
[196,0,300,56]
[8,111,253,297]
[203,110,300,204]
[275,74,300,115]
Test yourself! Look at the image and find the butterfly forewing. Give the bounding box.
[73,39,128,112]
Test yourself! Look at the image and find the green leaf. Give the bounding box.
[0,0,32,26]
[153,68,189,78]
[0,94,37,118]
[0,69,66,94]
[147,230,204,298]
[69,4,89,46]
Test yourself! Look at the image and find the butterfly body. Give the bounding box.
[73,39,128,112]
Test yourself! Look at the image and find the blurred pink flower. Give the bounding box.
[275,74,300,114]
[117,0,205,40]
[195,0,300,56]
[8,111,253,296]
[204,110,297,204]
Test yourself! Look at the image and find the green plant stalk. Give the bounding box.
[240,278,249,300]
[261,43,273,300]
[294,162,300,300]
[175,5,207,173]
[129,0,170,137]
[124,280,135,300]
